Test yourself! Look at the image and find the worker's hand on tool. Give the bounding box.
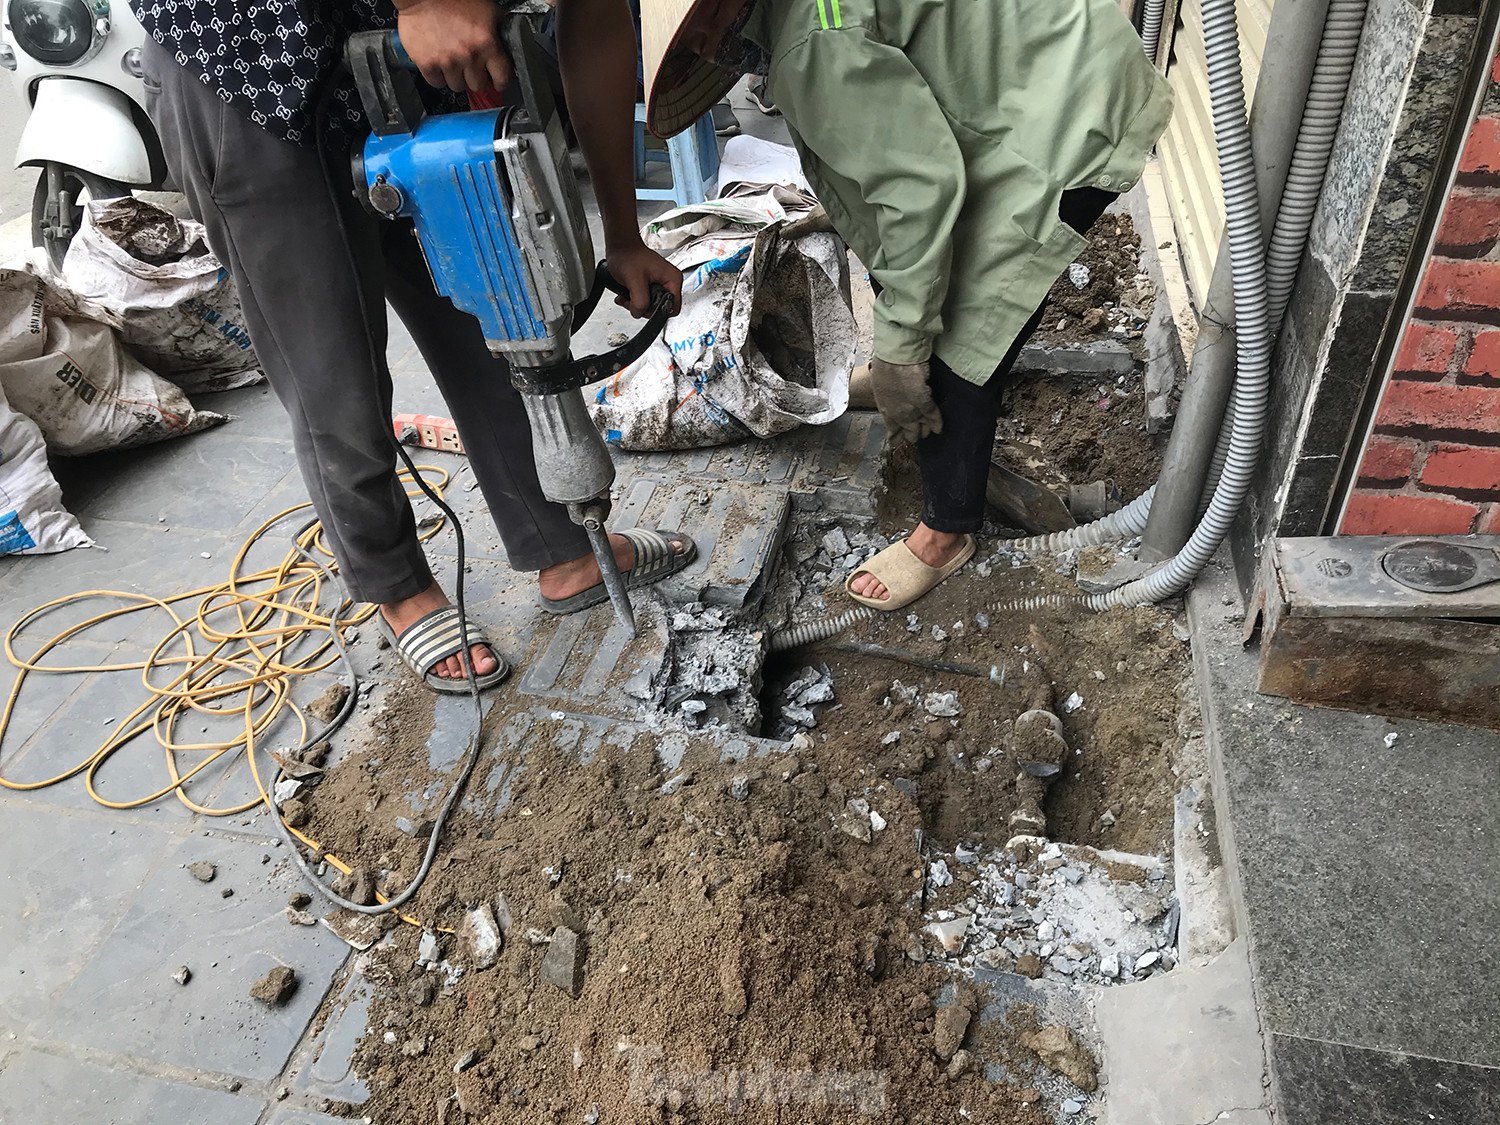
[395,0,511,93]
[607,241,683,318]
[870,357,943,444]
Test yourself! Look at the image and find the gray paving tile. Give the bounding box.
[4,666,249,819]
[71,434,296,532]
[289,967,371,1105]
[197,382,292,442]
[0,805,177,1030]
[48,830,350,1081]
[0,517,237,648]
[265,1109,353,1125]
[1270,1035,1500,1125]
[0,1048,264,1125]
[1189,572,1500,1068]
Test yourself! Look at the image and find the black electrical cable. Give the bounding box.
[266,57,489,916]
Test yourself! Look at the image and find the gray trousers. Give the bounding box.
[141,40,590,605]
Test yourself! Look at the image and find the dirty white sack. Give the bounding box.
[0,379,91,556]
[47,197,262,393]
[0,268,228,456]
[588,189,853,451]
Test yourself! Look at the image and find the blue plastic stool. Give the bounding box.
[633,103,719,207]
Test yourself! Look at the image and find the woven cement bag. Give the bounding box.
[53,197,262,393]
[0,379,90,556]
[588,191,853,451]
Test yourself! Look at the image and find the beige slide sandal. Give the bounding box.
[844,534,977,611]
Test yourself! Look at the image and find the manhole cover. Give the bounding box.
[1381,539,1488,593]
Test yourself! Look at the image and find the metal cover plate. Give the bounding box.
[1273,535,1500,619]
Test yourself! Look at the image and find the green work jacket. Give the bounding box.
[743,0,1174,384]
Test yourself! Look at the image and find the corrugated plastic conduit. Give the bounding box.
[770,0,1357,648]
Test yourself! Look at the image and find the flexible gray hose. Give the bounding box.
[767,0,1311,646]
[1006,485,1156,554]
[1141,0,1167,64]
[1264,0,1367,326]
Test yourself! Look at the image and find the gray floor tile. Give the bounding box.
[0,805,177,1030]
[0,517,237,648]
[48,831,350,1081]
[0,1048,264,1125]
[1190,573,1500,1068]
[5,666,244,819]
[289,968,371,1105]
[70,435,296,532]
[197,383,292,442]
[1270,1035,1500,1125]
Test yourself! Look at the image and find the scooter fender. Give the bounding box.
[15,79,152,185]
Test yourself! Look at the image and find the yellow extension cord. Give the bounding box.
[0,465,455,927]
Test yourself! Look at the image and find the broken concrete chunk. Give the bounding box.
[307,681,350,723]
[928,859,953,889]
[1135,950,1161,973]
[186,861,216,883]
[932,1000,972,1061]
[172,966,191,986]
[926,916,970,954]
[417,930,444,967]
[946,1049,974,1080]
[456,903,503,971]
[836,806,872,843]
[453,1049,481,1073]
[394,816,435,839]
[1023,1025,1098,1092]
[288,891,311,910]
[659,771,693,797]
[923,691,962,718]
[322,909,381,951]
[250,964,298,1007]
[280,798,311,829]
[727,775,750,802]
[284,908,317,927]
[540,926,585,998]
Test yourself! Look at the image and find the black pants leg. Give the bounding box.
[916,187,1118,534]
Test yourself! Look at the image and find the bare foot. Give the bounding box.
[380,580,500,681]
[849,523,968,602]
[537,533,689,602]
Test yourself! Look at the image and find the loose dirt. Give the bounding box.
[292,206,1186,1125]
[1032,212,1152,349]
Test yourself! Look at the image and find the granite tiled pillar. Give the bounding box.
[1230,0,1494,581]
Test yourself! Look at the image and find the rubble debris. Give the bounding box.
[288,891,312,910]
[727,774,751,802]
[407,977,437,1007]
[285,908,317,926]
[395,816,435,839]
[923,691,962,718]
[540,926,585,997]
[456,903,503,971]
[453,1049,481,1073]
[307,681,351,723]
[417,931,444,967]
[1024,1025,1098,1092]
[186,861,216,883]
[1062,1096,1085,1115]
[928,859,954,889]
[932,998,972,1061]
[172,966,191,986]
[281,798,311,829]
[926,916,970,954]
[333,866,377,907]
[945,1049,974,1080]
[250,964,299,1007]
[921,838,1174,987]
[323,908,381,950]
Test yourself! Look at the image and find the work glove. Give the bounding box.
[869,357,943,444]
[781,204,834,240]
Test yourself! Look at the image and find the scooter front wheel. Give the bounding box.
[31,163,130,273]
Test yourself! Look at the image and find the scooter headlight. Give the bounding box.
[6,0,105,67]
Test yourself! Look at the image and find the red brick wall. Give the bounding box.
[1341,55,1500,536]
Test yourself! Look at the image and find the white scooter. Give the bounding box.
[1,0,167,269]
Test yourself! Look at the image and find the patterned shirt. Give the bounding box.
[129,0,396,145]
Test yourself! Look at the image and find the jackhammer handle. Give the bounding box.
[572,262,673,330]
[386,31,416,70]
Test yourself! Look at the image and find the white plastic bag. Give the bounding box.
[0,380,90,556]
[0,312,228,457]
[588,190,853,451]
[50,198,262,393]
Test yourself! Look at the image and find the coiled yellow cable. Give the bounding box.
[0,465,454,926]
